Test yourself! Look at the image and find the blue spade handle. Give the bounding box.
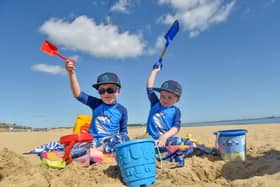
[153,59,163,69]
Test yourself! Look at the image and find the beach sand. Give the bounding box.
[1,124,280,187]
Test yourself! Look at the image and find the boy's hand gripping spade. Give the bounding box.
[40,40,75,63]
[153,20,179,69]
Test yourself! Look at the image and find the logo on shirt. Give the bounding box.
[153,111,167,134]
[96,115,110,134]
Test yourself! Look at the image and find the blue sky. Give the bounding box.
[1,0,280,128]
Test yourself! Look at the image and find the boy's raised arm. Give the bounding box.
[147,67,160,88]
[65,59,81,97]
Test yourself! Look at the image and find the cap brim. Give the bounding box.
[92,82,121,89]
[152,87,180,97]
[92,83,99,89]
[152,88,163,92]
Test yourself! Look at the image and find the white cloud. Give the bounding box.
[68,55,79,62]
[39,15,145,59]
[146,35,165,55]
[155,35,165,49]
[32,64,66,75]
[158,0,236,37]
[265,0,276,6]
[189,30,200,38]
[111,0,130,14]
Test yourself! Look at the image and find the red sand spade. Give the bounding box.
[60,133,93,164]
[40,40,74,63]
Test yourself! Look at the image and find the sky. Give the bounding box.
[1,0,280,128]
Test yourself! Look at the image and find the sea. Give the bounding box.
[183,116,280,127]
[128,116,280,127]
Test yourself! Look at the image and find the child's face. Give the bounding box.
[98,84,120,104]
[159,91,179,107]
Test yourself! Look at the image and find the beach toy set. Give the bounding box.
[40,133,93,169]
[214,129,248,161]
[114,139,156,187]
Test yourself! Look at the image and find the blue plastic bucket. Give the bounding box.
[114,139,156,187]
[214,129,248,161]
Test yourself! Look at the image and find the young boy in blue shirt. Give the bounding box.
[146,67,182,147]
[65,60,129,154]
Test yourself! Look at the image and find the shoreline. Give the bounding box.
[1,115,280,130]
[1,121,279,132]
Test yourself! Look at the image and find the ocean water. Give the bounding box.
[183,116,280,127]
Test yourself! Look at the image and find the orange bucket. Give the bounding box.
[73,114,92,134]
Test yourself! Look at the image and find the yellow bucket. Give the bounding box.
[73,114,92,134]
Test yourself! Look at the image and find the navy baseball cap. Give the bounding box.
[92,72,121,89]
[153,80,182,97]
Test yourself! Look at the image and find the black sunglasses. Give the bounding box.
[98,87,118,95]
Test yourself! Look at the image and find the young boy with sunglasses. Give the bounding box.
[65,60,129,155]
[146,66,183,147]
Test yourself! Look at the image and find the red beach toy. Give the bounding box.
[60,133,93,164]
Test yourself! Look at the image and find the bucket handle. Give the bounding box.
[215,132,220,148]
[154,140,163,170]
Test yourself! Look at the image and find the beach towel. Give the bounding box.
[24,141,64,154]
[156,136,215,167]
[24,141,90,159]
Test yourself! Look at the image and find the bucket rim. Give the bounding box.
[114,138,155,150]
[214,129,248,136]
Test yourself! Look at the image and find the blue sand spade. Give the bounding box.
[153,20,179,69]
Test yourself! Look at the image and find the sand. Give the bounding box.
[1,124,280,187]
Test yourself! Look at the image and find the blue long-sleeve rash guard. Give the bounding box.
[76,91,128,144]
[146,88,181,139]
